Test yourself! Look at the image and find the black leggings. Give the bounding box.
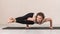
[15,13,34,25]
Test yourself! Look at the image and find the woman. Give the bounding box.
[8,12,53,29]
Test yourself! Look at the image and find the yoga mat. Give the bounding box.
[3,27,60,30]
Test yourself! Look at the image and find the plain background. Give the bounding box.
[0,0,60,27]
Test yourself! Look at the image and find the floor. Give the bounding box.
[0,30,60,34]
[0,23,60,34]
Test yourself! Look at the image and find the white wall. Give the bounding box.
[0,0,60,27]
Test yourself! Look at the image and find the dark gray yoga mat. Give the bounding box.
[3,27,60,29]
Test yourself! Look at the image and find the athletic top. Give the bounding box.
[15,13,35,25]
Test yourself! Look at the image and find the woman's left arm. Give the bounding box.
[42,18,53,29]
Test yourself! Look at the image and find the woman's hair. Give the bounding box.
[35,12,45,23]
[36,12,45,19]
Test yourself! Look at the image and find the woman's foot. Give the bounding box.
[8,17,15,23]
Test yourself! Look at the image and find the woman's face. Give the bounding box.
[36,15,43,23]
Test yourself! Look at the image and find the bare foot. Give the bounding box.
[8,17,15,23]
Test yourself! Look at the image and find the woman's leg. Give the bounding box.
[8,17,30,28]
